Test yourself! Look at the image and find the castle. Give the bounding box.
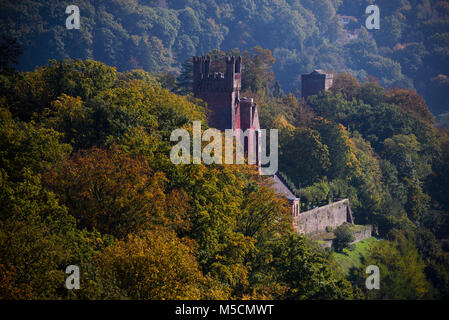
[192,56,357,237]
[301,69,334,99]
[193,56,260,158]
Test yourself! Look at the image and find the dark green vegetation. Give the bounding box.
[1,0,449,300]
[1,0,448,115]
[351,235,438,299]
[334,237,377,276]
[0,57,360,299]
[175,43,449,298]
[333,224,355,251]
[266,69,449,299]
[1,54,449,301]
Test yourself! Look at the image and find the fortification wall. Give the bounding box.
[294,199,352,235]
[352,225,373,243]
[318,225,373,249]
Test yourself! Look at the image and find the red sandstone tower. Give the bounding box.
[193,55,260,156]
[193,55,301,218]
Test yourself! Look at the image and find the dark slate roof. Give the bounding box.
[306,69,326,75]
[272,175,297,201]
[308,69,333,78]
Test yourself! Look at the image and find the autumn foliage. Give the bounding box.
[0,59,357,300]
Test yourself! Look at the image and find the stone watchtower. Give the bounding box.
[193,56,244,131]
[193,56,260,155]
[301,70,333,99]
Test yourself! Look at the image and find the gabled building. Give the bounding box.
[271,173,300,218]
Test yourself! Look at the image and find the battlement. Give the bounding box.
[193,55,241,94]
[191,55,258,142]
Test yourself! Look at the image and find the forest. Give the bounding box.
[1,0,449,118]
[0,0,449,300]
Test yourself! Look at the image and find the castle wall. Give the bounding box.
[325,77,334,90]
[239,99,256,130]
[352,225,373,243]
[197,91,235,130]
[291,198,300,217]
[317,225,373,249]
[294,199,351,235]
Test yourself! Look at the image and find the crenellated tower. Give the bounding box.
[301,69,334,99]
[193,56,244,131]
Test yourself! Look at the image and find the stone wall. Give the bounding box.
[352,225,373,244]
[294,199,352,235]
[318,225,373,249]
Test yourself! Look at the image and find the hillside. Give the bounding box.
[1,0,449,301]
[334,237,378,276]
[0,59,361,299]
[0,0,448,115]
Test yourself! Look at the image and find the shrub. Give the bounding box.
[333,224,355,252]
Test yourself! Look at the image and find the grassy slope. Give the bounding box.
[333,237,377,276]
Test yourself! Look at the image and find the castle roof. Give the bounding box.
[271,174,297,201]
[311,69,326,74]
[304,69,333,79]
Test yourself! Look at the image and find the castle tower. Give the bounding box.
[193,56,303,222]
[192,55,259,163]
[193,56,242,131]
[301,70,333,99]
